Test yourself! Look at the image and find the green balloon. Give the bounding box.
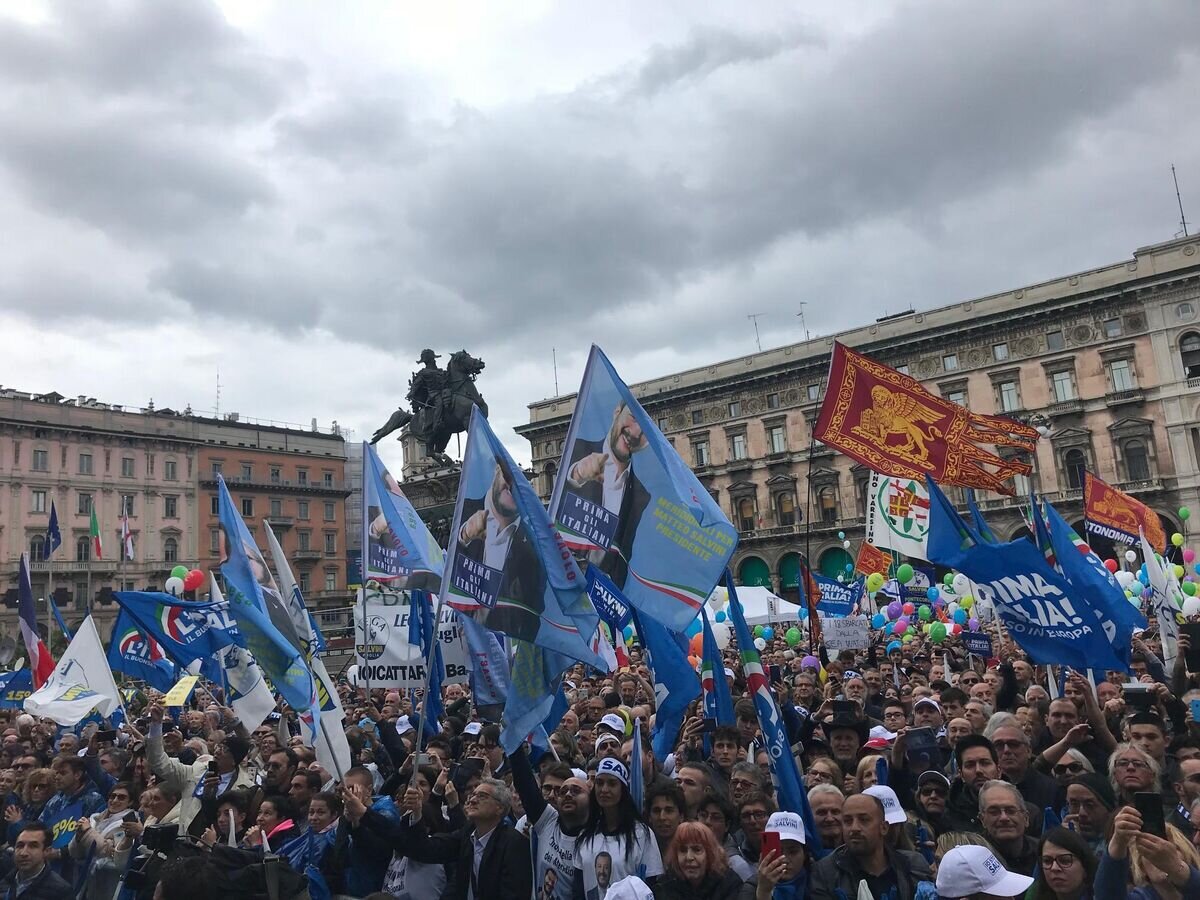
[753,625,764,637]
[1180,507,1191,521]
[918,605,931,621]
[943,573,955,586]
[897,563,914,584]
[1184,582,1198,597]
[930,621,948,643]
[170,565,189,580]
[785,627,802,646]
[902,633,915,643]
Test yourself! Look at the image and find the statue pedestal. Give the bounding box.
[399,426,426,480]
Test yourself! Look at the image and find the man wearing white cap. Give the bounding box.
[745,811,810,899]
[934,845,1034,899]
[810,794,933,900]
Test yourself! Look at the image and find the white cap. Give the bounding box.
[600,713,626,734]
[936,846,1034,899]
[603,876,653,900]
[864,785,907,825]
[764,811,806,845]
[868,725,898,742]
[596,757,629,786]
[595,733,622,749]
[462,722,483,736]
[570,768,588,780]
[723,667,735,679]
[913,697,942,712]
[395,715,414,735]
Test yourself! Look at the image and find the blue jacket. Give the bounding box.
[1096,851,1200,900]
[343,796,400,897]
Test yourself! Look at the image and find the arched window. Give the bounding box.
[1064,449,1087,490]
[1124,440,1150,482]
[737,498,756,532]
[776,493,796,527]
[818,487,838,524]
[1182,332,1200,378]
[738,556,771,587]
[29,536,45,560]
[163,537,178,563]
[76,536,90,562]
[543,461,557,497]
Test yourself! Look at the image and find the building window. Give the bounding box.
[323,501,335,521]
[657,417,668,432]
[270,467,281,483]
[992,343,1009,361]
[165,460,177,481]
[298,500,310,520]
[298,531,311,552]
[1182,333,1200,378]
[164,496,178,518]
[163,538,178,563]
[728,400,741,418]
[76,537,90,562]
[324,532,337,555]
[299,571,311,593]
[297,469,308,485]
[768,425,786,454]
[325,570,337,592]
[31,490,46,514]
[1051,370,1075,402]
[1178,302,1196,320]
[766,393,780,410]
[1109,358,1136,392]
[211,462,223,477]
[807,384,820,401]
[896,365,909,376]
[78,493,92,515]
[1047,330,1065,351]
[30,535,45,559]
[240,464,252,480]
[943,354,959,372]
[210,495,219,516]
[121,457,135,477]
[120,494,134,516]
[730,433,748,461]
[736,498,756,532]
[691,410,703,425]
[818,487,838,524]
[946,390,967,407]
[1064,449,1087,490]
[241,497,253,517]
[270,499,282,518]
[998,380,1021,413]
[79,453,93,475]
[776,493,796,527]
[32,449,48,472]
[210,528,221,554]
[692,441,709,467]
[1103,318,1123,339]
[1124,440,1151,482]
[323,472,333,487]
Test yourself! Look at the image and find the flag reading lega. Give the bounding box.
[355,587,469,688]
[548,346,738,633]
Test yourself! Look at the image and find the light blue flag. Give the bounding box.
[457,614,509,709]
[630,605,699,761]
[441,407,605,670]
[363,442,445,590]
[216,475,321,742]
[700,606,734,725]
[500,643,573,755]
[407,590,443,737]
[48,596,72,642]
[548,345,738,634]
[629,720,645,812]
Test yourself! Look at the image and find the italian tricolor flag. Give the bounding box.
[90,508,103,559]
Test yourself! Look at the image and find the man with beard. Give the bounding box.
[455,462,544,641]
[563,403,651,588]
[942,735,1001,833]
[810,794,932,900]
[508,750,589,900]
[1064,773,1116,856]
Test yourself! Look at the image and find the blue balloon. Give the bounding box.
[953,609,968,625]
[623,626,634,642]
[798,606,808,619]
[715,610,727,623]
[762,626,774,640]
[872,613,886,629]
[845,563,854,573]
[926,587,939,601]
[837,531,846,540]
[686,619,702,638]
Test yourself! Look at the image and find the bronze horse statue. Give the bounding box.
[372,349,488,466]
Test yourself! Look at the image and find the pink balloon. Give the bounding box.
[1185,548,1197,564]
[895,617,909,632]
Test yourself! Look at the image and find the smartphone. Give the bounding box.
[760,830,781,858]
[768,665,782,684]
[1135,792,1166,838]
[700,718,718,734]
[1182,623,1200,672]
[414,753,434,767]
[207,760,219,776]
[1190,699,1200,725]
[95,730,118,743]
[832,700,857,718]
[1124,685,1154,711]
[905,727,938,758]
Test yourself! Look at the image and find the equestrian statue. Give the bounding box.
[371,348,488,467]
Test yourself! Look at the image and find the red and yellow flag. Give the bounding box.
[1084,471,1167,554]
[814,342,1039,496]
[855,541,893,576]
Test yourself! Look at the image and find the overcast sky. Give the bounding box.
[1,0,1197,473]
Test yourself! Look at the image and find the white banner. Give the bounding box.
[865,472,931,560]
[819,615,869,651]
[355,586,470,688]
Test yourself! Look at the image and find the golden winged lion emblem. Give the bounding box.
[851,386,944,464]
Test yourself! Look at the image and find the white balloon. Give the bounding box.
[946,601,960,615]
[952,573,970,594]
[754,637,767,651]
[165,576,185,596]
[713,621,732,650]
[345,664,360,687]
[1183,596,1200,618]
[1125,550,1138,563]
[1115,570,1136,588]
[842,540,851,550]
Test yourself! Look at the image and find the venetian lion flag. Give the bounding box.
[854,541,892,577]
[1084,471,1167,555]
[815,342,1039,496]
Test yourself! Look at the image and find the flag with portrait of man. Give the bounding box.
[548,345,738,633]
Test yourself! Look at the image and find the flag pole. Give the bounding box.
[407,590,447,784]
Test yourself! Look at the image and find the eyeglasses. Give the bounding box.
[1113,758,1151,771]
[1040,854,1078,871]
[557,786,587,797]
[992,740,1026,751]
[468,790,499,805]
[981,806,1023,819]
[1053,763,1085,776]
[730,777,757,790]
[918,786,948,797]
[740,809,769,821]
[806,770,834,782]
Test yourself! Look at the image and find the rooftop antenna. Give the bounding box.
[1173,164,1190,238]
[796,303,811,341]
[215,367,221,416]
[552,348,559,396]
[747,313,765,352]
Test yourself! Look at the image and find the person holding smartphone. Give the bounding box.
[1097,805,1200,900]
[68,782,138,900]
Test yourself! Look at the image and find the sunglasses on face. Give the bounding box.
[1053,763,1085,776]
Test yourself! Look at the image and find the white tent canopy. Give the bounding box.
[708,584,795,626]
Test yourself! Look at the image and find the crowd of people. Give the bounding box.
[0,622,1199,899]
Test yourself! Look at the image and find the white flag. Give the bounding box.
[209,578,278,730]
[865,472,931,560]
[24,616,120,725]
[263,523,352,778]
[1141,529,1179,669]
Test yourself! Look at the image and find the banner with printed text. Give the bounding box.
[1084,470,1167,555]
[355,586,470,688]
[866,471,931,560]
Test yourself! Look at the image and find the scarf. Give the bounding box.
[772,870,808,900]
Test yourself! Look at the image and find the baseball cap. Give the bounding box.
[596,757,629,786]
[462,722,483,737]
[917,770,951,792]
[864,785,907,825]
[861,737,891,751]
[764,811,806,845]
[595,733,622,750]
[570,768,588,780]
[603,876,653,900]
[395,716,414,735]
[723,667,735,679]
[913,697,941,713]
[936,845,1034,899]
[600,713,626,734]
[869,725,898,742]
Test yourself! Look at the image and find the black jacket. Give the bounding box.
[809,846,933,900]
[0,863,73,900]
[400,818,532,900]
[653,870,743,900]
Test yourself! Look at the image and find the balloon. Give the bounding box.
[902,634,914,644]
[1184,596,1200,617]
[845,563,854,573]
[785,627,802,646]
[753,625,764,637]
[170,565,189,581]
[1077,544,1091,555]
[801,655,820,669]
[1116,571,1135,588]
[867,573,886,592]
[951,623,962,635]
[713,622,732,650]
[753,637,766,651]
[1125,550,1138,563]
[715,611,726,623]
[686,619,702,638]
[165,576,185,597]
[918,605,931,621]
[183,569,204,591]
[926,587,939,601]
[872,613,886,629]
[1186,549,1197,564]
[952,573,970,594]
[1175,565,1187,580]
[930,622,948,643]
[1104,558,1119,573]
[1185,582,1198,597]
[345,664,360,687]
[886,601,902,620]
[837,531,846,540]
[1182,507,1192,521]
[895,617,909,632]
[886,641,902,655]
[1174,533,1186,547]
[960,595,974,610]
[897,564,914,584]
[953,609,968,625]
[943,573,955,587]
[623,626,635,642]
[946,601,960,615]
[968,617,979,630]
[762,626,775,640]
[902,602,915,616]
[843,540,852,550]
[689,634,703,656]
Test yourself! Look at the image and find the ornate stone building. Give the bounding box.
[516,236,1200,600]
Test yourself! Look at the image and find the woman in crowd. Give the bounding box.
[69,781,139,900]
[855,755,884,792]
[5,767,52,843]
[697,794,754,881]
[1029,826,1096,900]
[573,758,663,898]
[743,812,810,900]
[1098,805,1200,900]
[245,794,307,870]
[652,821,742,900]
[803,758,841,790]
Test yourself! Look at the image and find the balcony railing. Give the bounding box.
[27,560,118,574]
[1105,389,1145,406]
[265,516,294,528]
[293,550,323,562]
[200,475,347,493]
[1046,398,1084,416]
